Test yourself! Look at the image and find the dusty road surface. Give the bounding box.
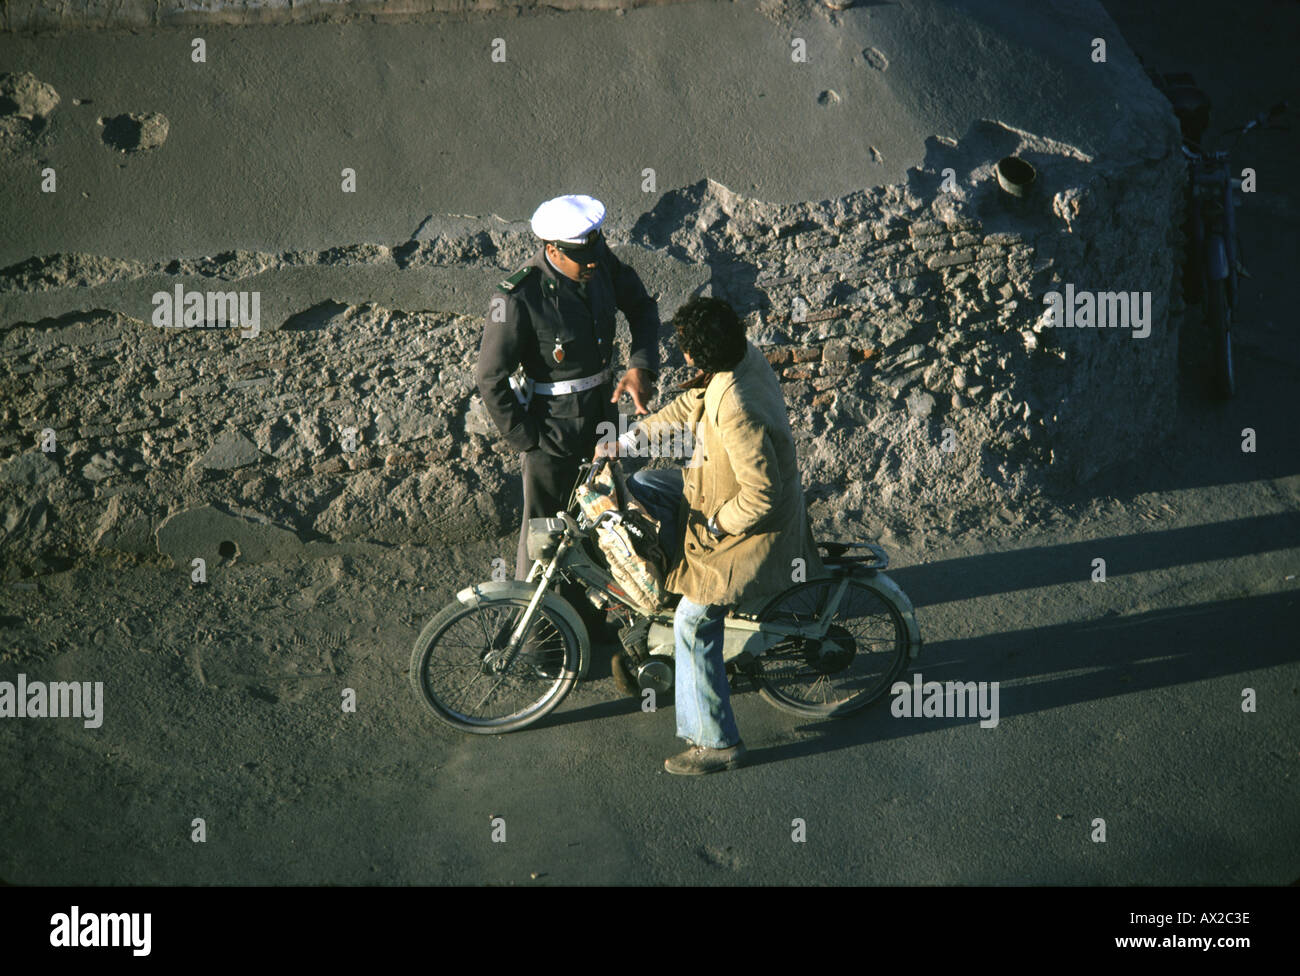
[2,487,1297,885]
[0,0,1297,885]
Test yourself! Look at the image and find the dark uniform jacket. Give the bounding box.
[476,241,660,458]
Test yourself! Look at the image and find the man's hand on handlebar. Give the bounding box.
[594,439,620,460]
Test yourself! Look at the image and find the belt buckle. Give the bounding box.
[509,371,535,405]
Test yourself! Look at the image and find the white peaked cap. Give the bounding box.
[530,194,606,243]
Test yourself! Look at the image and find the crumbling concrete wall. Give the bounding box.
[1,0,1190,576]
[3,0,689,33]
[0,102,1183,577]
[644,117,1187,519]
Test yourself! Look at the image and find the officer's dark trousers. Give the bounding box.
[515,447,613,641]
[515,447,583,580]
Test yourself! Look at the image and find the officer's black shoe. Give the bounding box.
[588,617,625,649]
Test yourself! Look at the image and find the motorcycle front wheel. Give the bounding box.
[410,596,580,734]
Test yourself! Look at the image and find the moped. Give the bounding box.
[410,459,922,733]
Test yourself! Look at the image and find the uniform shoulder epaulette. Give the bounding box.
[496,266,536,294]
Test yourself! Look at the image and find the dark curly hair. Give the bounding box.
[672,296,748,372]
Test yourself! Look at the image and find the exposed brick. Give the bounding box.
[385,451,420,469]
[910,234,949,254]
[811,391,835,407]
[32,371,70,392]
[763,347,792,366]
[116,417,161,433]
[162,400,201,418]
[822,341,857,363]
[908,219,945,237]
[783,366,814,381]
[313,458,347,475]
[926,249,977,270]
[791,347,821,363]
[871,240,914,260]
[882,257,928,279]
[802,307,844,323]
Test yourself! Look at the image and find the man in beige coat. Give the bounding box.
[598,296,823,774]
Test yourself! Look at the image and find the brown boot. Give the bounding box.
[664,741,747,775]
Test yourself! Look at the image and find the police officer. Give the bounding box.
[475,194,661,595]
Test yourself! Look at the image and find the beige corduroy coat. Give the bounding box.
[638,341,825,607]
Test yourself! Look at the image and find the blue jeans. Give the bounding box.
[627,469,741,750]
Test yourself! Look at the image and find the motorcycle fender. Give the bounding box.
[870,571,924,660]
[455,581,590,679]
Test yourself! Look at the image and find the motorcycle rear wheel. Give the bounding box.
[1205,276,1235,399]
[752,574,910,718]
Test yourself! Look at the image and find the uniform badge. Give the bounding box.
[553,341,565,363]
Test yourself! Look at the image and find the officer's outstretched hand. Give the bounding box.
[612,367,655,415]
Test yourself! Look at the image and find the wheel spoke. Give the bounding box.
[449,666,492,711]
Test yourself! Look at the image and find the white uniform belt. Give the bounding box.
[533,369,611,396]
